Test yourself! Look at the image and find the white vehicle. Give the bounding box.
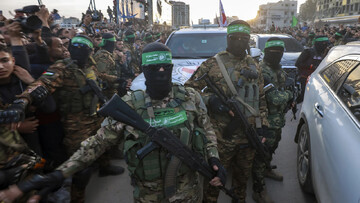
[295,42,360,202]
[131,28,228,90]
[130,28,264,90]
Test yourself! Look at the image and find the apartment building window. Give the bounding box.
[285,11,288,15]
[291,11,294,15]
[284,20,287,23]
[355,3,359,11]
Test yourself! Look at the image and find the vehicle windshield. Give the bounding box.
[167,33,227,58]
[258,37,304,52]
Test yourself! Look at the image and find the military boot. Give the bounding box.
[98,165,125,177]
[265,169,283,181]
[252,190,274,203]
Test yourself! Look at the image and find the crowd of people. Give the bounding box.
[0,3,357,203]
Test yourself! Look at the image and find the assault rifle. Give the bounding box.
[195,73,272,166]
[97,94,239,201]
[285,77,301,121]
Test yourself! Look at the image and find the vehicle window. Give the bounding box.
[258,37,304,52]
[166,33,227,58]
[337,65,360,122]
[320,60,359,91]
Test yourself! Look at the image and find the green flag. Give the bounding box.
[291,16,298,27]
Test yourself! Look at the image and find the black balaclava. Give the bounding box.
[142,42,173,100]
[68,35,93,67]
[313,35,329,55]
[226,20,251,59]
[99,33,116,53]
[124,29,135,44]
[263,37,284,69]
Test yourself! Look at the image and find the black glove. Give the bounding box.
[0,167,26,189]
[17,170,64,197]
[256,125,271,139]
[208,157,227,186]
[0,99,26,124]
[208,95,229,114]
[30,86,49,105]
[116,78,128,97]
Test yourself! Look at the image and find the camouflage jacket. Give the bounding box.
[261,61,293,129]
[57,85,219,179]
[17,59,103,142]
[94,49,117,77]
[186,51,268,143]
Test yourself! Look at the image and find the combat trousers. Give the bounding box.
[133,171,203,203]
[62,113,104,203]
[203,138,255,203]
[252,128,282,192]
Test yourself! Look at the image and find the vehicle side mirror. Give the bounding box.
[250,48,262,58]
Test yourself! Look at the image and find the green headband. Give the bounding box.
[335,32,342,37]
[142,51,172,65]
[99,36,116,47]
[124,34,135,42]
[265,40,285,49]
[227,24,251,34]
[143,35,153,41]
[71,37,93,48]
[314,37,329,42]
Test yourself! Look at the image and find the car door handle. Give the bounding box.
[314,103,324,117]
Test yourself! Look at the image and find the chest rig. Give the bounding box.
[124,85,206,185]
[53,59,99,116]
[216,53,261,123]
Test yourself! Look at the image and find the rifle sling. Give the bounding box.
[214,54,259,117]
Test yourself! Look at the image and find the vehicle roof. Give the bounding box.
[251,33,293,38]
[319,43,360,71]
[172,28,227,34]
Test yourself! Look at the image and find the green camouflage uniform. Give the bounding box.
[57,84,219,203]
[252,61,293,192]
[186,51,268,203]
[17,58,103,203]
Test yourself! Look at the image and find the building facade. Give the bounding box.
[256,0,297,30]
[314,0,360,25]
[170,1,190,28]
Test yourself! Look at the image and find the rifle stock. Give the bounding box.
[97,94,240,201]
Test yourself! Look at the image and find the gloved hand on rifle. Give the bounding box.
[29,86,49,106]
[0,99,27,130]
[208,157,227,186]
[0,171,65,203]
[208,95,230,114]
[256,125,271,143]
[116,78,131,97]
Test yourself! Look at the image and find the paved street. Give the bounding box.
[86,108,317,203]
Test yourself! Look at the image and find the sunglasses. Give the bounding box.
[143,64,173,71]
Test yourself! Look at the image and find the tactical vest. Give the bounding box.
[218,53,260,119]
[53,59,98,116]
[261,62,288,115]
[124,85,207,182]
